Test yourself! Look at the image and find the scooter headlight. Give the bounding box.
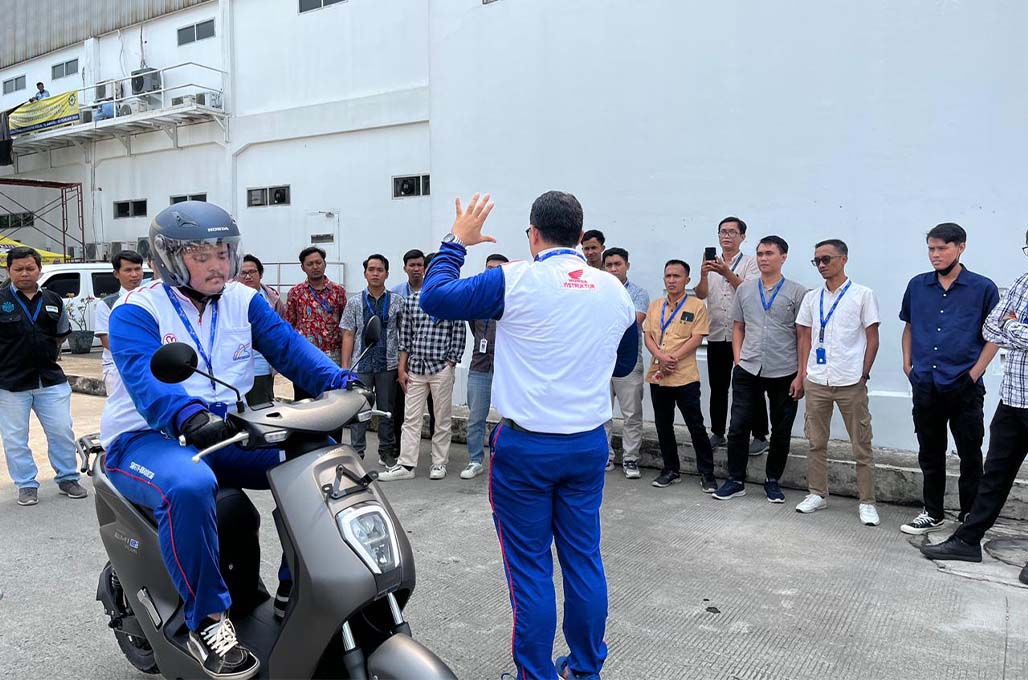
[335,504,400,574]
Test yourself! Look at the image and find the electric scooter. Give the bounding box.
[78,317,457,679]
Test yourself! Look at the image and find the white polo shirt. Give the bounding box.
[796,279,880,387]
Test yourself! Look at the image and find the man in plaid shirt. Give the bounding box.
[379,255,467,481]
[921,229,1028,586]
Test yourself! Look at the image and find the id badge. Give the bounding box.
[479,338,488,354]
[815,347,827,365]
[210,402,229,419]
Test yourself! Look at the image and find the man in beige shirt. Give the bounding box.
[644,259,716,491]
[695,216,769,455]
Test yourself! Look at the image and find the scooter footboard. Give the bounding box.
[366,634,457,679]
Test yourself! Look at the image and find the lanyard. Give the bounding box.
[535,248,586,263]
[363,290,389,324]
[13,292,43,325]
[759,278,785,312]
[164,285,218,391]
[728,252,743,273]
[818,280,852,344]
[659,294,688,344]
[309,284,334,315]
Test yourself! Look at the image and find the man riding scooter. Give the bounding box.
[99,201,353,680]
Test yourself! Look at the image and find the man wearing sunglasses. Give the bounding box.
[921,229,1028,585]
[899,223,999,536]
[794,240,881,525]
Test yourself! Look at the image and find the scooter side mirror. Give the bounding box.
[362,314,382,347]
[151,342,199,384]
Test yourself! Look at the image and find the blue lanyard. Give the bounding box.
[309,284,334,315]
[729,253,743,273]
[163,285,218,391]
[535,248,586,263]
[13,292,43,324]
[759,278,786,312]
[363,290,389,324]
[659,294,689,343]
[818,280,852,344]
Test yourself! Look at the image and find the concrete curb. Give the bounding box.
[68,375,1028,521]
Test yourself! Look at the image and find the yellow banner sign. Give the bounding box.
[9,92,80,136]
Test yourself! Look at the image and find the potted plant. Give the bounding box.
[65,294,96,354]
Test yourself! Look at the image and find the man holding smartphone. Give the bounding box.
[695,217,769,455]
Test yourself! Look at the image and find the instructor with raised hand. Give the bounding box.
[420,191,637,680]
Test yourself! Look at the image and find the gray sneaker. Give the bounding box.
[17,487,38,506]
[58,480,88,499]
[709,434,726,449]
[748,437,769,456]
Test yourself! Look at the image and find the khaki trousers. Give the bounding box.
[605,361,645,463]
[803,379,876,503]
[398,365,454,468]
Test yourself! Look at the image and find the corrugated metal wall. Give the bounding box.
[0,0,212,69]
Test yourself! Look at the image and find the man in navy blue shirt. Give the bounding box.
[898,223,999,535]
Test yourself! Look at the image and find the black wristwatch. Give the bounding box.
[442,233,465,247]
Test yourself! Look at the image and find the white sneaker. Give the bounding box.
[429,465,447,480]
[377,465,415,482]
[859,503,880,526]
[604,460,615,472]
[460,463,483,479]
[795,494,827,514]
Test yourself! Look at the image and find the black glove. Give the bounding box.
[180,411,236,451]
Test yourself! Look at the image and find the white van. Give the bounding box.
[38,262,154,343]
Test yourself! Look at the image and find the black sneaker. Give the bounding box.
[651,471,681,488]
[187,615,260,679]
[763,479,785,503]
[273,581,292,622]
[58,480,88,499]
[919,535,982,563]
[17,487,38,506]
[700,474,718,494]
[900,511,945,536]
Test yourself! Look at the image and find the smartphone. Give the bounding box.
[704,247,717,261]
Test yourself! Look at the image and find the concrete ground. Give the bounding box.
[1,392,1027,680]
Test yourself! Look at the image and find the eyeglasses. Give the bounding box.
[718,230,741,237]
[810,255,842,266]
[1022,246,1028,256]
[239,270,259,278]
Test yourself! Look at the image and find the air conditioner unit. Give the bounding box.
[118,98,149,117]
[85,242,110,261]
[131,68,162,95]
[80,109,93,123]
[66,246,81,261]
[94,81,123,101]
[195,91,222,109]
[171,94,195,107]
[110,241,127,256]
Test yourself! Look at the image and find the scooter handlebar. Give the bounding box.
[191,431,250,463]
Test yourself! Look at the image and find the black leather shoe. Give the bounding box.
[919,535,982,563]
[1019,563,1028,585]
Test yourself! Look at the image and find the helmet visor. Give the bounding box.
[152,234,242,290]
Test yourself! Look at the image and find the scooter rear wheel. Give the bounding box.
[105,564,160,675]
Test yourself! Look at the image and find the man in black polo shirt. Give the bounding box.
[0,246,85,506]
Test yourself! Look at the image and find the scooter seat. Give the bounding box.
[128,488,251,528]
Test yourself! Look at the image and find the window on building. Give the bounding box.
[2,75,26,95]
[170,193,207,204]
[178,19,216,46]
[392,175,430,199]
[114,200,148,219]
[0,212,34,229]
[300,0,346,13]
[51,58,79,80]
[43,273,81,298]
[247,186,290,207]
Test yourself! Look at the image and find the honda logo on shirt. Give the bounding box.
[564,269,596,290]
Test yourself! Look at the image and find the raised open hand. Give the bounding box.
[450,193,497,247]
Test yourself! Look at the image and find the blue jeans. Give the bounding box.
[489,422,609,680]
[466,370,493,465]
[0,382,78,489]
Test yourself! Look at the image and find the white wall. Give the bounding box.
[427,0,1028,449]
[234,122,431,292]
[231,0,429,116]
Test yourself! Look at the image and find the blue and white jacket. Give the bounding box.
[421,241,638,435]
[99,281,347,448]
